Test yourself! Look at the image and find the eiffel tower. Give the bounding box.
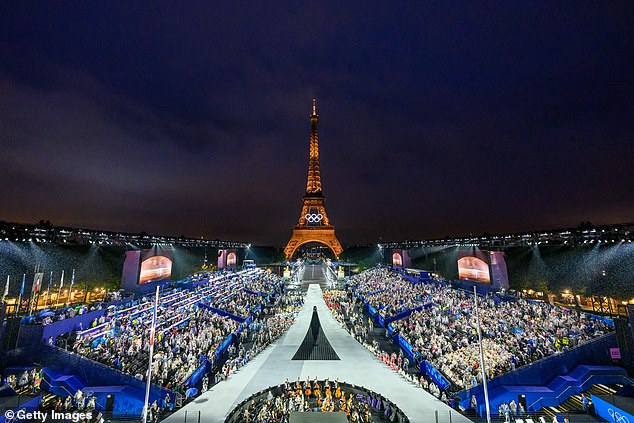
[284,99,343,261]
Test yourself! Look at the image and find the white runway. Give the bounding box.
[165,265,469,423]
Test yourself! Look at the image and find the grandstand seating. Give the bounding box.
[18,267,286,418]
[347,267,632,420]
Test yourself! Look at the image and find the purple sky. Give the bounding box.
[1,2,633,245]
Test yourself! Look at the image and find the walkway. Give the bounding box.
[165,265,469,423]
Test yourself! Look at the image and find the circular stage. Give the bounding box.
[225,379,409,422]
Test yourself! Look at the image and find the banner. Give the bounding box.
[32,272,44,294]
[3,275,8,300]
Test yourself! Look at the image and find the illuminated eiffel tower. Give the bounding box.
[284,99,343,261]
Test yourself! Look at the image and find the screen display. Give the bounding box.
[457,256,491,283]
[226,251,237,266]
[139,255,172,284]
[392,251,403,266]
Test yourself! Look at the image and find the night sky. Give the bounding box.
[1,3,633,245]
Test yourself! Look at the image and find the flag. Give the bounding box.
[47,271,53,293]
[59,270,64,289]
[69,269,75,292]
[2,276,8,300]
[32,273,43,294]
[20,274,25,296]
[149,287,159,347]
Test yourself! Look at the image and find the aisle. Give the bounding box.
[164,277,470,422]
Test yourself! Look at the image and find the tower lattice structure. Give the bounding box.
[284,99,343,261]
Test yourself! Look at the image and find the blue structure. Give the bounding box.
[455,331,631,416]
[352,280,629,417]
[592,394,634,423]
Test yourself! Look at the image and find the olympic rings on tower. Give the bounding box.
[305,213,323,223]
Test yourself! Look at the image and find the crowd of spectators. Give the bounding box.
[65,305,239,389]
[213,293,303,385]
[216,273,281,318]
[56,269,284,394]
[350,268,430,319]
[349,267,612,390]
[324,290,452,406]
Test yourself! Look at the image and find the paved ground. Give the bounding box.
[164,265,470,423]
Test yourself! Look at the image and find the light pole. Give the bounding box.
[142,286,160,423]
[474,286,491,423]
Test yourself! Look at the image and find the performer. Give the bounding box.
[304,376,312,396]
[363,403,371,422]
[321,398,328,412]
[313,378,321,399]
[325,383,332,398]
[334,384,342,399]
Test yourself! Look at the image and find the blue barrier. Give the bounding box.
[41,308,106,344]
[366,303,378,317]
[213,334,237,361]
[420,360,451,391]
[402,274,419,284]
[376,313,386,328]
[0,395,42,423]
[241,315,254,331]
[450,280,496,295]
[385,304,426,325]
[591,314,615,329]
[39,348,175,417]
[184,360,208,387]
[592,394,633,423]
[394,334,418,363]
[196,303,246,323]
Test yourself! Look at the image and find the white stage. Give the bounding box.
[164,266,470,423]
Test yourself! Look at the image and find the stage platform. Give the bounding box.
[289,412,348,422]
[164,265,469,423]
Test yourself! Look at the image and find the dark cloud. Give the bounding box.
[1,2,633,245]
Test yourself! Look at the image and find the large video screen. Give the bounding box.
[226,251,237,266]
[139,256,172,284]
[392,251,403,267]
[457,256,491,283]
[139,247,173,285]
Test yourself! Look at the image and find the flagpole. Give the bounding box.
[17,274,25,316]
[45,271,53,306]
[27,265,37,316]
[142,286,160,423]
[2,275,8,303]
[474,286,491,423]
[55,270,64,309]
[69,269,75,305]
[33,269,43,314]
